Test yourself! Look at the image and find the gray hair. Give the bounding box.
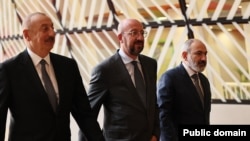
[181,39,198,53]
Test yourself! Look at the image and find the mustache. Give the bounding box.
[198,61,206,66]
[45,36,55,42]
[135,40,144,43]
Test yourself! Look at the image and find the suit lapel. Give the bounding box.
[49,54,62,112]
[199,75,209,109]
[114,53,136,92]
[179,64,204,109]
[114,53,146,109]
[21,51,55,112]
[22,50,46,94]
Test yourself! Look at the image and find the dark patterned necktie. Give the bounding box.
[192,73,204,107]
[131,61,146,107]
[40,59,57,112]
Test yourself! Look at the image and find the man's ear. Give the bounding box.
[182,51,187,60]
[23,29,30,40]
[117,34,122,42]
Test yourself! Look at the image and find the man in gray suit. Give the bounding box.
[157,39,211,141]
[0,12,104,141]
[86,19,160,141]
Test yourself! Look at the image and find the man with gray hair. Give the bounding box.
[157,39,211,141]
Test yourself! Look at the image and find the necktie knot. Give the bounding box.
[131,61,137,66]
[40,59,46,66]
[192,73,199,80]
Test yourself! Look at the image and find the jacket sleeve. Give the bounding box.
[0,63,10,141]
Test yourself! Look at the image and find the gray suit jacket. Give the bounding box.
[0,50,104,141]
[88,51,160,141]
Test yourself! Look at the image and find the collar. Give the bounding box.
[182,61,196,77]
[27,48,51,66]
[118,49,140,64]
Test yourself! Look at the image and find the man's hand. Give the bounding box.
[151,135,157,141]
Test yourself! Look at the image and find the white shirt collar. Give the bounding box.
[118,49,139,64]
[27,48,51,66]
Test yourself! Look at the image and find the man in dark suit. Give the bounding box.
[0,12,104,141]
[85,19,160,141]
[157,39,211,141]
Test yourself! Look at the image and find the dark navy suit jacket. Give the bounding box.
[157,63,211,141]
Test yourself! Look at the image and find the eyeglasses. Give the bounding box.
[123,30,148,38]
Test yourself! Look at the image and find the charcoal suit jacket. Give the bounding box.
[87,51,160,141]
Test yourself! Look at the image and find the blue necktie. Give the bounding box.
[40,59,57,112]
[131,61,146,107]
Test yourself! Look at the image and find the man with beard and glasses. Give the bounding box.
[157,39,211,141]
[0,12,104,141]
[79,19,160,141]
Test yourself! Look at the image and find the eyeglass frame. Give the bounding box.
[123,30,148,38]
